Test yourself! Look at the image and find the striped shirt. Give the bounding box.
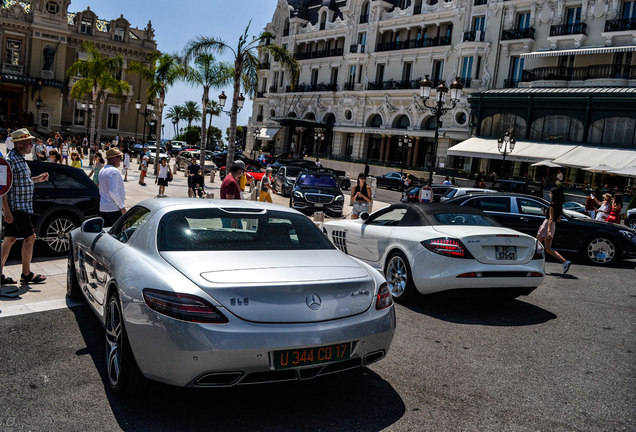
[5,149,34,214]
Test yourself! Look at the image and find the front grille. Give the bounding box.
[305,193,334,204]
[331,230,348,254]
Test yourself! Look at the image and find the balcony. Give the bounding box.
[2,64,24,74]
[365,79,423,91]
[604,18,636,32]
[375,36,451,52]
[349,44,367,53]
[521,64,636,82]
[503,79,520,88]
[501,27,535,40]
[269,85,278,94]
[295,48,344,60]
[285,82,338,93]
[457,77,472,88]
[260,62,270,70]
[343,82,355,91]
[549,23,587,36]
[360,14,369,24]
[462,30,485,42]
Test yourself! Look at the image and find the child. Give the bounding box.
[139,155,149,186]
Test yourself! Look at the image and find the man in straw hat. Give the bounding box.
[1,128,49,284]
[98,147,126,227]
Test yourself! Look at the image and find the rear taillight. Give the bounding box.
[421,238,474,259]
[533,241,545,260]
[143,289,229,324]
[376,282,393,310]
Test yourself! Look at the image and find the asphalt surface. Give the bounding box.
[0,260,634,432]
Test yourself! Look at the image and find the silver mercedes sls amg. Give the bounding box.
[67,199,395,394]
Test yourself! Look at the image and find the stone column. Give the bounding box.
[379,135,387,162]
[298,128,306,156]
[412,137,421,167]
[407,140,414,167]
[384,136,392,162]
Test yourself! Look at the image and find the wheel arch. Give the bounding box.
[382,246,412,273]
[35,205,85,234]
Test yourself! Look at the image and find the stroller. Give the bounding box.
[191,174,206,198]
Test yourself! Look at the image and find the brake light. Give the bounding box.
[143,289,229,324]
[376,282,393,310]
[421,238,474,259]
[533,241,545,260]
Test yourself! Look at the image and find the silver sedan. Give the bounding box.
[67,199,395,394]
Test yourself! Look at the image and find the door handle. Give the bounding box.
[520,217,530,222]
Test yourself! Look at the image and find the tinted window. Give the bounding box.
[433,213,499,226]
[444,189,458,199]
[158,209,334,252]
[517,198,546,216]
[286,167,303,177]
[472,197,511,213]
[367,208,407,226]
[34,170,89,189]
[110,206,151,244]
[298,173,337,188]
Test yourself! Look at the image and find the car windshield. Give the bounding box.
[286,167,304,177]
[158,209,334,252]
[297,173,337,188]
[432,213,499,226]
[444,189,458,198]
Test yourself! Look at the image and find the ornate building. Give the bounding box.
[0,1,158,140]
[249,0,636,187]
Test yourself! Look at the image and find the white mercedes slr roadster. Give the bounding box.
[323,203,545,303]
[67,199,395,394]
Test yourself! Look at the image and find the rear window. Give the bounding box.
[286,167,304,177]
[432,213,499,226]
[158,209,335,252]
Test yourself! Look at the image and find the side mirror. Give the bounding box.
[360,212,370,221]
[82,217,104,234]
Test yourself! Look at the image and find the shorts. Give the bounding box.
[352,201,369,216]
[3,210,35,239]
[537,219,556,239]
[141,169,147,176]
[62,155,68,159]
[158,178,168,187]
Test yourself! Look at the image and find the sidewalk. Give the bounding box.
[0,155,390,318]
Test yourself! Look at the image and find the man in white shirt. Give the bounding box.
[98,148,126,227]
[442,176,453,185]
[4,128,13,151]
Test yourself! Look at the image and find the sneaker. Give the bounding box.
[562,261,571,275]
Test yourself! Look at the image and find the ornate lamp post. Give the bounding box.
[398,134,413,175]
[81,100,94,136]
[497,131,516,179]
[219,91,245,167]
[419,76,464,185]
[135,99,155,144]
[313,130,325,155]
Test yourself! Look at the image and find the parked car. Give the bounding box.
[256,154,277,167]
[446,193,636,266]
[169,141,186,154]
[290,171,345,218]
[563,201,588,215]
[323,203,545,303]
[274,165,306,197]
[147,146,169,164]
[626,208,636,229]
[67,199,395,394]
[314,167,351,190]
[374,172,421,192]
[131,143,145,156]
[490,180,543,197]
[401,184,458,203]
[212,151,259,168]
[440,187,497,202]
[12,161,100,255]
[175,151,217,174]
[219,165,264,182]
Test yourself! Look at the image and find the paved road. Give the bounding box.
[0,260,634,431]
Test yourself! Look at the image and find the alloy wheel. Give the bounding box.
[587,238,616,264]
[386,255,408,298]
[44,217,76,253]
[105,298,123,387]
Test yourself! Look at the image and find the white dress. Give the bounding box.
[595,203,610,221]
[123,153,131,169]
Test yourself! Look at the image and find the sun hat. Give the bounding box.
[232,160,246,170]
[11,128,35,142]
[105,147,123,158]
[603,193,612,201]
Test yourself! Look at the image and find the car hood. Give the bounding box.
[160,250,376,323]
[294,186,342,195]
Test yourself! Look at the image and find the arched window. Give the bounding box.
[395,115,410,129]
[320,12,327,30]
[283,19,290,37]
[288,112,297,118]
[323,113,336,124]
[530,115,584,143]
[424,116,439,130]
[480,114,527,138]
[361,1,370,23]
[305,112,316,120]
[588,117,636,147]
[368,114,383,127]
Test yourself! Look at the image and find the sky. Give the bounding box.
[69,0,279,140]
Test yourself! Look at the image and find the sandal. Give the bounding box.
[20,272,47,284]
[1,274,17,285]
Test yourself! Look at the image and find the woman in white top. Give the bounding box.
[60,140,69,165]
[155,157,172,197]
[122,147,131,182]
[595,193,612,221]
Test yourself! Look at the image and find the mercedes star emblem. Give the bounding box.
[306,293,322,311]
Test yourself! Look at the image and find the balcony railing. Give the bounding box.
[285,82,339,93]
[457,77,472,88]
[360,14,369,24]
[269,85,278,93]
[474,0,487,5]
[549,23,587,36]
[260,62,270,70]
[376,36,451,52]
[365,78,423,91]
[501,27,535,40]
[521,64,636,81]
[604,18,636,32]
[349,44,367,53]
[343,82,355,91]
[503,79,520,88]
[295,48,344,60]
[462,30,485,42]
[256,92,265,98]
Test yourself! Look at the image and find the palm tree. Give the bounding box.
[128,52,186,171]
[206,101,222,149]
[165,105,185,137]
[185,21,299,169]
[183,101,202,130]
[67,42,130,148]
[184,54,232,168]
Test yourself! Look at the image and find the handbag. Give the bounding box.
[167,171,173,182]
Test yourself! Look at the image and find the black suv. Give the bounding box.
[290,171,345,218]
[7,162,100,255]
[490,180,543,197]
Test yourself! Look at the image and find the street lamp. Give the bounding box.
[81,100,94,136]
[398,134,413,174]
[497,131,516,179]
[313,130,325,155]
[420,76,464,185]
[135,99,155,144]
[218,91,245,116]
